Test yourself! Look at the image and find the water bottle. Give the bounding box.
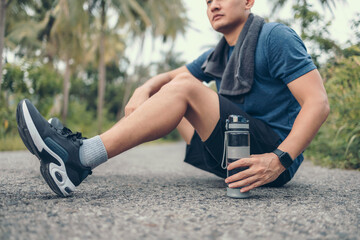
[222,115,251,199]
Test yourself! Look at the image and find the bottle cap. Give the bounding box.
[227,115,249,130]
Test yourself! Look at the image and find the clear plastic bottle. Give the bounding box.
[222,115,251,199]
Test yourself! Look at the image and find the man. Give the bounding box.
[16,0,329,197]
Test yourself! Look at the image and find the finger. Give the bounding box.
[227,157,253,170]
[228,174,258,189]
[124,107,129,117]
[240,180,263,193]
[225,168,255,184]
[125,108,133,117]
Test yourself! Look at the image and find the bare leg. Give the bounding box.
[100,73,219,158]
[176,118,194,145]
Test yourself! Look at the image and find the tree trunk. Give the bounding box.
[97,0,106,133]
[62,57,71,124]
[0,0,7,95]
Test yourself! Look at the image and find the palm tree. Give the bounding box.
[115,0,189,121]
[44,0,89,122]
[142,0,188,41]
[88,0,189,132]
[87,0,153,132]
[4,0,189,130]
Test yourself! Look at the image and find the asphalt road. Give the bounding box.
[1,142,359,240]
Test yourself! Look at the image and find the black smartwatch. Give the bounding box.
[273,149,293,169]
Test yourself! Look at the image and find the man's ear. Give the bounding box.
[245,0,255,10]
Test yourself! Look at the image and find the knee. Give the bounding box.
[162,72,198,94]
[172,72,195,85]
[173,72,193,81]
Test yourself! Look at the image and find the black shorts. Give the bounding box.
[184,94,291,187]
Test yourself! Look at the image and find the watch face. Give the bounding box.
[281,152,293,168]
[274,149,293,169]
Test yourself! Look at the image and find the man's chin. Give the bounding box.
[212,25,229,35]
[211,23,223,31]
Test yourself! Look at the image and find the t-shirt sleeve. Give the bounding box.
[266,24,317,85]
[186,49,215,83]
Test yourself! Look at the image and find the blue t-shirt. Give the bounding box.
[186,23,317,178]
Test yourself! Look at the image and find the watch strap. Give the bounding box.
[273,149,293,169]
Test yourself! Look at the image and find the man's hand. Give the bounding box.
[225,153,286,192]
[124,87,151,117]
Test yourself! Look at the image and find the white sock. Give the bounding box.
[79,135,108,169]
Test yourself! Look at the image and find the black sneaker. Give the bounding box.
[48,117,64,130]
[16,99,92,197]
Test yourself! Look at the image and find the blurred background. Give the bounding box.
[0,0,359,170]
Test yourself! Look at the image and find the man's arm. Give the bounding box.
[225,69,330,192]
[125,66,190,116]
[277,69,330,159]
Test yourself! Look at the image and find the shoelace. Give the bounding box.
[49,123,87,145]
[61,127,86,143]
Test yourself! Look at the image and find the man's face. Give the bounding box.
[206,0,250,34]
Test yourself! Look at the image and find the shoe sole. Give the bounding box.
[16,100,75,197]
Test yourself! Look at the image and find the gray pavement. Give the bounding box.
[0,141,359,240]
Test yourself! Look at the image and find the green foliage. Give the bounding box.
[0,103,17,137]
[69,61,128,120]
[2,63,27,94]
[1,0,189,146]
[0,64,26,139]
[0,62,62,137]
[65,100,116,137]
[104,82,125,120]
[306,48,360,169]
[29,65,62,97]
[27,64,62,115]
